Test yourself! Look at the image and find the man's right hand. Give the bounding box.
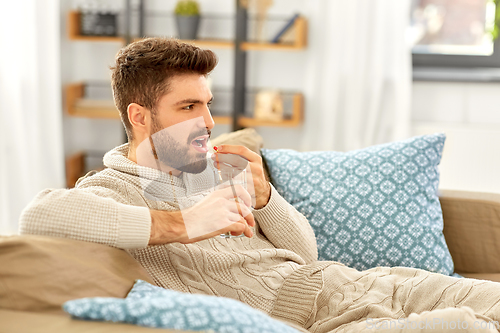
[149,185,255,245]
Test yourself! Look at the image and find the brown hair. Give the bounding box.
[110,37,218,142]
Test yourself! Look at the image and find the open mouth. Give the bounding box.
[190,135,209,153]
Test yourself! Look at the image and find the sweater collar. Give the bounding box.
[103,143,183,186]
[103,143,219,200]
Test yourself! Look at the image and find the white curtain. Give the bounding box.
[302,0,412,152]
[0,0,64,234]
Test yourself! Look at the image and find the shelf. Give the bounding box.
[65,82,302,127]
[65,82,121,119]
[65,82,232,122]
[239,93,303,127]
[241,42,303,51]
[68,10,306,50]
[68,11,125,43]
[213,116,232,124]
[144,17,307,51]
[176,39,234,49]
[242,16,307,51]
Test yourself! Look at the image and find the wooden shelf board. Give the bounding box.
[69,105,120,119]
[145,39,303,51]
[178,39,234,49]
[238,117,301,127]
[70,35,126,42]
[213,116,232,124]
[241,42,304,51]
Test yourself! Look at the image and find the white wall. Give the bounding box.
[412,82,500,194]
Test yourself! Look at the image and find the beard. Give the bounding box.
[150,118,211,174]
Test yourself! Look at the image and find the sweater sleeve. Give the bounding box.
[19,186,152,249]
[252,184,318,264]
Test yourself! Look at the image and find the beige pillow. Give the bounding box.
[211,128,270,179]
[0,235,155,314]
[211,128,264,155]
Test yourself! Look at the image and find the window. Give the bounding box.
[410,0,500,68]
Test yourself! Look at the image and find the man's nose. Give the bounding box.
[202,106,215,130]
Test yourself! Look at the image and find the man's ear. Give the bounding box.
[128,103,151,137]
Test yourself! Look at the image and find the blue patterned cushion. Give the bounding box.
[261,134,454,275]
[63,280,300,333]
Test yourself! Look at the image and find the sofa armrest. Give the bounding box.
[0,235,155,314]
[439,190,500,274]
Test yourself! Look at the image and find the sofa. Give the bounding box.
[1,129,500,332]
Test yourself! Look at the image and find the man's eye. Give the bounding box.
[183,104,194,110]
[207,101,213,108]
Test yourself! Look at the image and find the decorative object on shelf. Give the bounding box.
[79,1,118,37]
[239,0,273,42]
[255,0,274,42]
[271,13,299,43]
[175,0,201,40]
[254,90,283,122]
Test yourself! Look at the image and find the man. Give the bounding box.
[21,38,500,333]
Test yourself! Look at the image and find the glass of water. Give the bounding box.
[217,168,249,239]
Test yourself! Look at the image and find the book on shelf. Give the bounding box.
[270,13,300,43]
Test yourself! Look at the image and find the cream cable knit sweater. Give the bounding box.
[20,143,318,316]
[20,144,500,333]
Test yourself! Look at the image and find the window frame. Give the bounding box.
[410,0,500,71]
[412,40,500,68]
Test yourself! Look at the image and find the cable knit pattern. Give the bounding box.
[19,143,500,332]
[19,143,317,316]
[271,263,500,333]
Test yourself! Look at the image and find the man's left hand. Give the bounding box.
[212,145,271,210]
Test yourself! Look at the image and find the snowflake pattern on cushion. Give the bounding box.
[64,280,300,333]
[261,133,454,275]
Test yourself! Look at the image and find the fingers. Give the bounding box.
[225,216,253,238]
[229,202,255,227]
[222,195,255,227]
[218,184,253,209]
[240,222,253,238]
[214,145,261,163]
[212,153,249,170]
[242,208,255,227]
[228,202,255,236]
[179,182,257,243]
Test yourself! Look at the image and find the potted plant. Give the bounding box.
[175,0,200,40]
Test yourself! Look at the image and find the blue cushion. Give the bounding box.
[63,279,300,333]
[261,133,454,275]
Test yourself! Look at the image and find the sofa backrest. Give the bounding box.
[440,190,500,274]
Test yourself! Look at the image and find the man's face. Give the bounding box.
[146,74,215,174]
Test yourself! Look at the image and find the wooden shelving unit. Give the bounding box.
[179,16,307,51]
[65,82,302,127]
[68,10,307,51]
[64,4,307,186]
[65,9,307,128]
